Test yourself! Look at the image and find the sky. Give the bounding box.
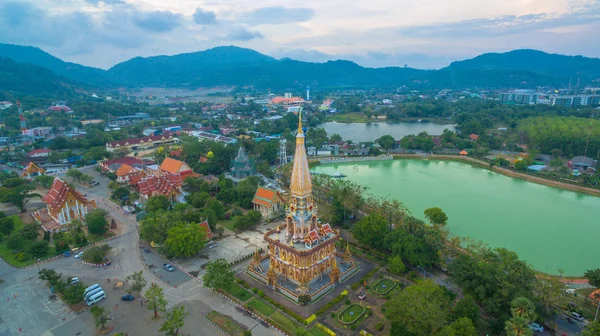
[1,0,600,69]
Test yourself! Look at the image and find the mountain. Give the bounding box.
[0,57,79,98]
[1,44,600,92]
[0,43,115,86]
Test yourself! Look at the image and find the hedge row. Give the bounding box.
[314,290,348,317]
[236,278,305,325]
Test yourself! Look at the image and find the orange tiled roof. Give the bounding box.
[115,164,134,176]
[460,150,468,155]
[199,221,213,239]
[469,134,480,141]
[160,157,185,174]
[42,177,90,213]
[252,187,284,209]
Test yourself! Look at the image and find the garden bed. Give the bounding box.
[0,216,58,267]
[206,311,246,336]
[372,278,397,295]
[338,304,366,325]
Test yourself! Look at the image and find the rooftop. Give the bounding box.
[264,224,337,252]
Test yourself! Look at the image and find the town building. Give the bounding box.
[47,105,73,113]
[252,187,285,220]
[34,177,96,231]
[159,157,196,179]
[0,101,13,110]
[115,164,143,184]
[26,149,50,157]
[230,146,254,180]
[21,162,46,180]
[99,157,154,173]
[23,127,52,137]
[105,132,177,152]
[185,130,237,144]
[247,112,358,303]
[270,93,306,106]
[569,156,598,173]
[137,173,184,203]
[199,221,214,240]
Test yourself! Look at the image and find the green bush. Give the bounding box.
[251,287,258,294]
[376,322,384,331]
[331,312,336,318]
[345,298,350,305]
[15,252,29,262]
[258,290,265,298]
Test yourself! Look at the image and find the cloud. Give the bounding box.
[241,6,315,25]
[193,8,218,25]
[83,0,125,5]
[133,10,183,32]
[224,27,264,41]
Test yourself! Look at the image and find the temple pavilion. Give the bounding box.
[21,162,46,180]
[247,110,358,303]
[230,146,254,180]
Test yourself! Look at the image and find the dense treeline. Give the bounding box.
[518,117,600,157]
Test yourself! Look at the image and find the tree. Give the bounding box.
[159,305,189,336]
[28,241,49,258]
[352,213,389,248]
[549,158,563,168]
[233,211,262,230]
[202,258,234,290]
[504,316,532,336]
[90,305,110,331]
[330,133,342,142]
[165,223,207,258]
[514,159,529,171]
[377,135,396,154]
[451,296,479,326]
[146,195,170,213]
[112,186,130,201]
[20,223,40,241]
[0,183,41,212]
[436,317,477,336]
[38,268,62,285]
[551,148,562,158]
[86,208,108,235]
[34,175,54,189]
[63,282,85,305]
[424,207,448,226]
[0,216,14,236]
[385,279,452,336]
[145,284,168,318]
[125,271,147,295]
[584,268,600,288]
[582,320,600,336]
[83,244,112,263]
[388,256,406,275]
[66,169,83,182]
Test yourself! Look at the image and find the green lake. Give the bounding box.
[313,159,600,276]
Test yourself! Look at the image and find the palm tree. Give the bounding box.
[510,297,536,322]
[505,316,533,336]
[90,305,110,331]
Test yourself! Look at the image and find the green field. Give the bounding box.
[310,326,330,336]
[270,312,299,334]
[326,113,369,123]
[225,283,252,302]
[247,298,275,317]
[0,216,57,267]
[372,278,397,295]
[338,304,366,324]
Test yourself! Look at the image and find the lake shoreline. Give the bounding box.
[390,154,600,197]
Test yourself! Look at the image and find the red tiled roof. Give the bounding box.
[107,131,174,148]
[304,229,320,244]
[169,149,182,158]
[42,177,90,213]
[322,224,333,235]
[138,173,183,196]
[100,157,154,169]
[252,187,284,209]
[469,134,480,141]
[160,157,188,174]
[199,221,213,239]
[27,149,50,155]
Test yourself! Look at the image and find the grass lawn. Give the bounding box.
[372,278,397,295]
[88,231,115,243]
[338,304,366,324]
[247,298,275,317]
[219,219,236,231]
[310,326,330,336]
[326,113,369,123]
[0,216,58,267]
[269,312,299,334]
[225,283,252,302]
[206,311,245,336]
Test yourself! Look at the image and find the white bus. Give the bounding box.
[86,291,106,306]
[83,284,100,297]
[85,287,103,300]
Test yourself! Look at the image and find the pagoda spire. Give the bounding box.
[289,107,312,197]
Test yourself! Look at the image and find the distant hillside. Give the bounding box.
[0,43,115,86]
[2,44,600,91]
[0,57,79,98]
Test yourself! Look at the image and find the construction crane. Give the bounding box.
[18,100,27,135]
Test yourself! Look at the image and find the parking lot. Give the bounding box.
[140,245,192,287]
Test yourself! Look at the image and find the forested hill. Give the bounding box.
[0,43,114,86]
[2,43,600,91]
[0,57,80,99]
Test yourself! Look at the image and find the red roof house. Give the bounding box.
[137,173,183,203]
[35,177,96,231]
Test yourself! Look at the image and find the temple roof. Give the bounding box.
[290,109,312,197]
[199,220,213,239]
[160,157,190,174]
[42,177,90,213]
[234,146,250,163]
[138,173,183,196]
[253,187,284,208]
[21,162,45,176]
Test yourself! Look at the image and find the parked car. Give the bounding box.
[564,288,576,294]
[68,277,79,285]
[528,322,544,332]
[571,312,584,322]
[90,181,99,186]
[75,252,84,259]
[163,264,175,272]
[121,294,135,301]
[62,251,71,257]
[144,248,150,253]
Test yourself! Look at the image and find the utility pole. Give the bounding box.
[595,300,599,322]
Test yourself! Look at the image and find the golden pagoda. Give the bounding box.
[249,109,359,303]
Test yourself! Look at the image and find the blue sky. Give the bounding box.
[1,0,599,69]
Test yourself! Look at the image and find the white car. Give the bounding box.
[528,322,543,332]
[68,277,80,285]
[564,288,576,294]
[163,264,175,272]
[75,252,84,259]
[571,312,585,322]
